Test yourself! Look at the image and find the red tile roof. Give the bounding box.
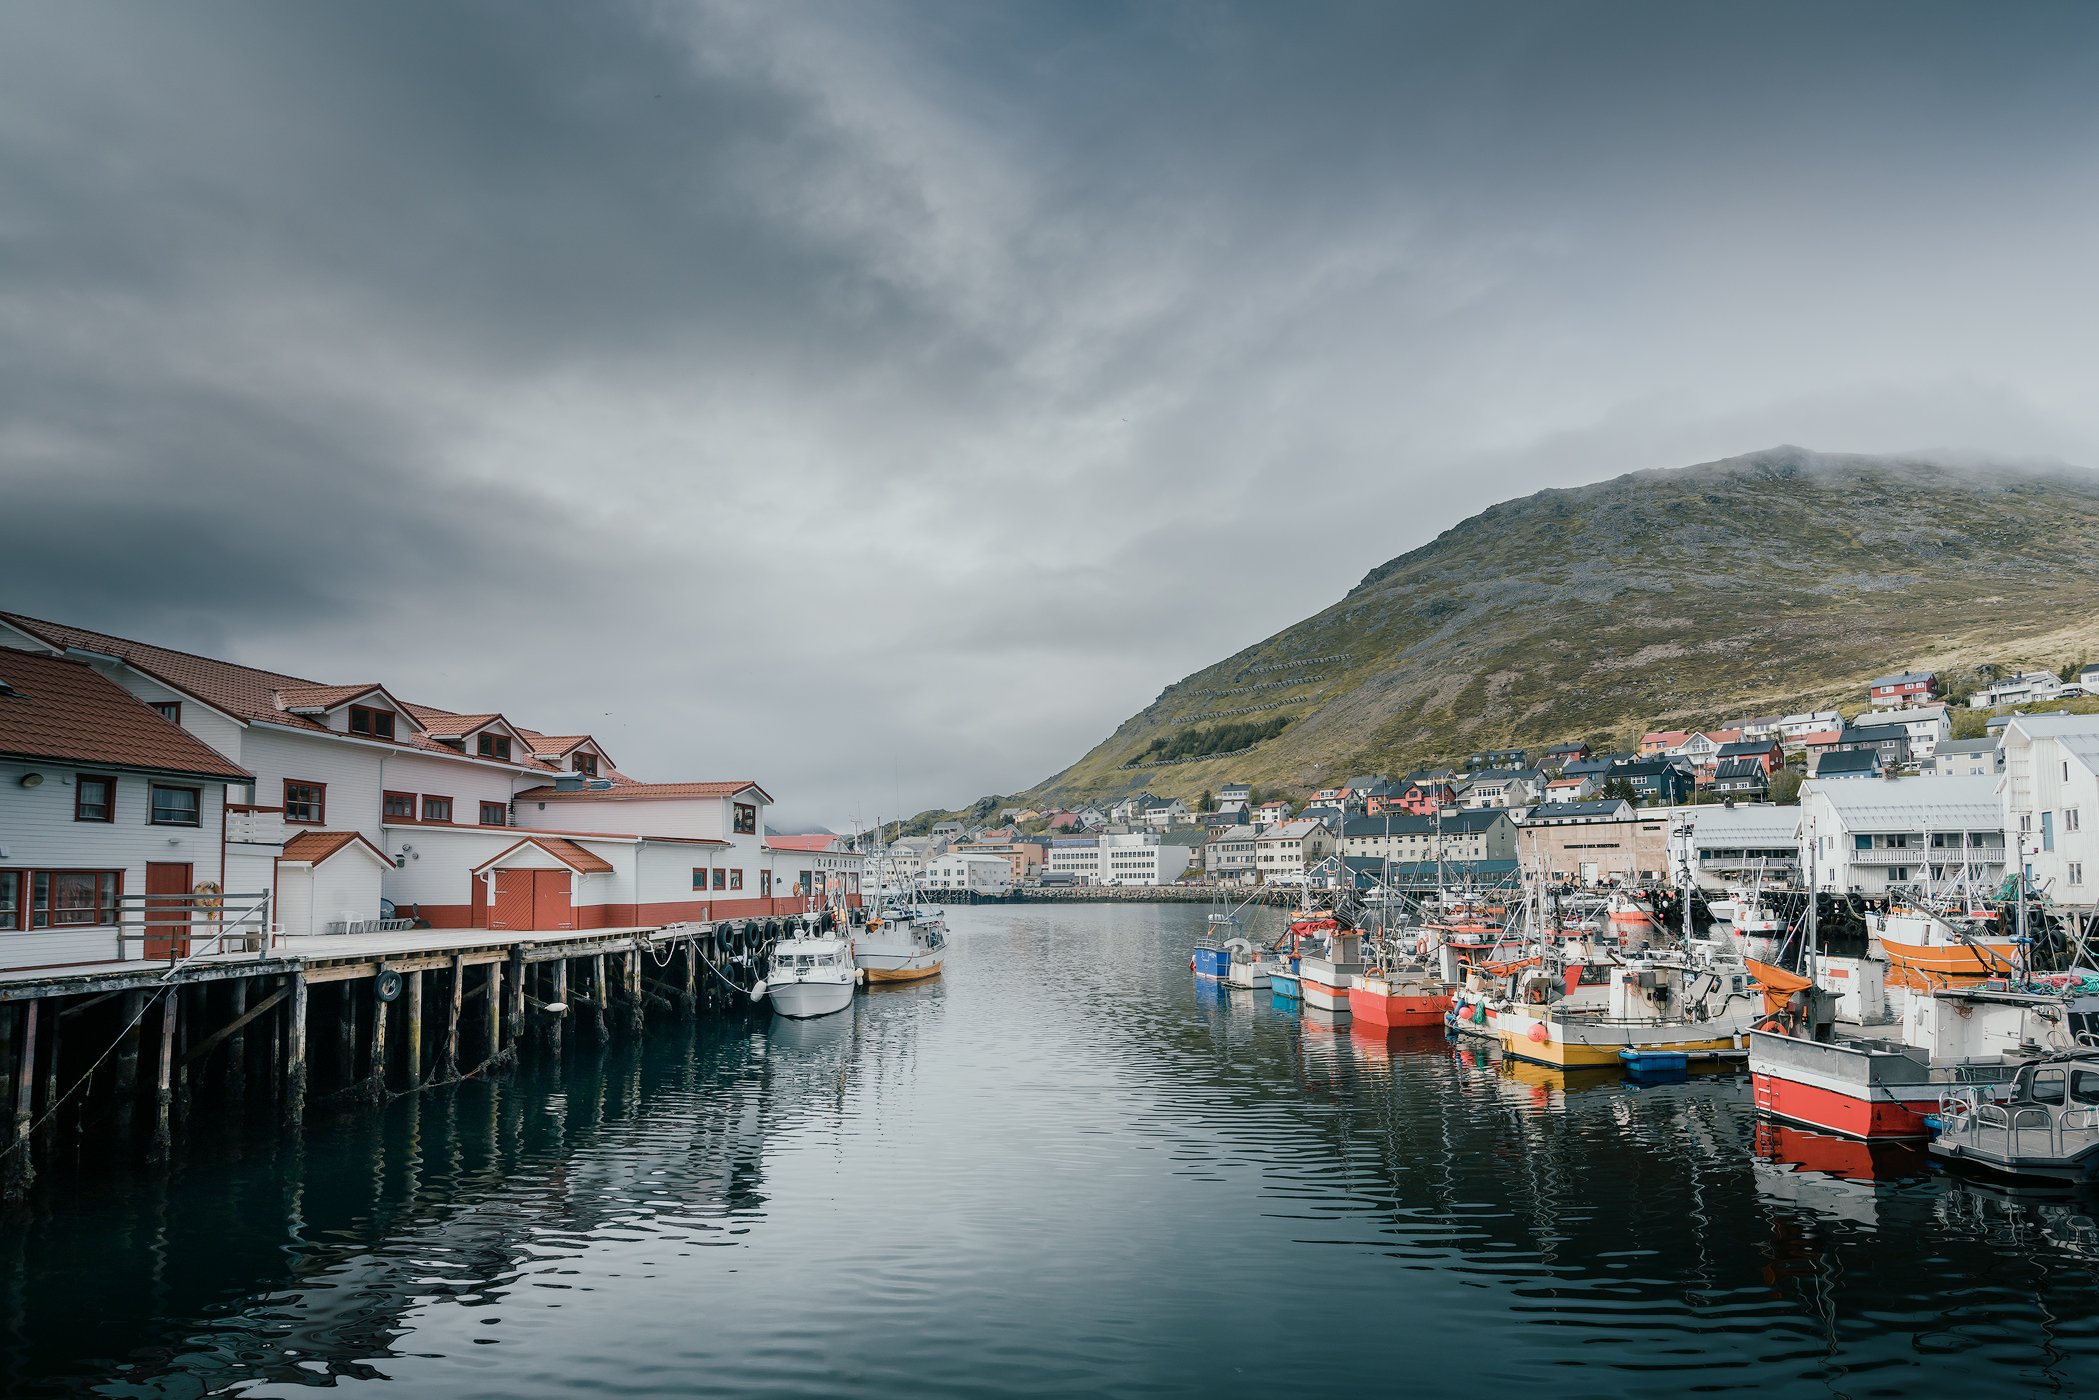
[280,830,389,866]
[472,836,617,875]
[1,613,562,771]
[275,682,389,713]
[766,833,843,852]
[0,650,252,780]
[514,781,773,804]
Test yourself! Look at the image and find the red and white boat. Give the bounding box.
[1749,976,2099,1139]
[1348,963,1450,1027]
[1604,888,1658,936]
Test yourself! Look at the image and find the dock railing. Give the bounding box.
[115,890,275,965]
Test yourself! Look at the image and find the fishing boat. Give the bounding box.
[851,837,949,982]
[1289,905,1363,1016]
[1932,1053,2099,1184]
[1604,887,1658,937]
[755,920,858,1019]
[1495,951,1762,1069]
[1870,905,2022,990]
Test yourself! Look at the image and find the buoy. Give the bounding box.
[749,980,768,1003]
[1528,1023,1549,1043]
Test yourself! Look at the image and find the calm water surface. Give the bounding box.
[6,903,2099,1397]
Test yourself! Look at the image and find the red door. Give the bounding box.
[145,862,192,960]
[532,870,574,930]
[490,870,535,930]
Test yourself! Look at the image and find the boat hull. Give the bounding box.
[1297,957,1361,1015]
[1879,935,2023,989]
[1348,983,1452,1028]
[767,977,856,1019]
[864,960,943,983]
[1227,961,1270,989]
[1746,1028,2019,1139]
[1191,946,1233,981]
[1498,1010,1747,1069]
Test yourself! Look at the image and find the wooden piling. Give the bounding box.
[682,935,698,1016]
[37,1002,59,1155]
[338,983,358,1092]
[367,981,389,1102]
[284,974,308,1132]
[405,970,424,1089]
[112,990,145,1152]
[443,954,464,1080]
[482,963,499,1071]
[506,946,525,1063]
[224,979,248,1109]
[588,954,607,1042]
[148,992,176,1164]
[8,1003,35,1194]
[549,960,567,1059]
[625,950,644,1035]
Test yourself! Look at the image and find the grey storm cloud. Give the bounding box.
[5,0,2099,822]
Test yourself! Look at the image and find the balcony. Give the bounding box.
[226,805,289,846]
[1850,846,2004,867]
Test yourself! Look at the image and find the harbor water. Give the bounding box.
[6,902,2099,1397]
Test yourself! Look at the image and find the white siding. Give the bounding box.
[522,795,742,841]
[383,750,522,828]
[0,759,228,970]
[240,726,387,842]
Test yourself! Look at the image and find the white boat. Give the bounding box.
[757,924,858,1019]
[854,904,947,982]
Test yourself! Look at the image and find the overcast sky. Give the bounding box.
[5,2,2099,825]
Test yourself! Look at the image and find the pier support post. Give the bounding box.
[38,1001,60,1156]
[338,984,358,1092]
[6,1002,36,1196]
[148,992,176,1165]
[549,961,567,1059]
[506,947,525,1064]
[113,990,145,1153]
[367,983,389,1103]
[405,971,424,1089]
[284,974,308,1132]
[682,936,698,1018]
[443,954,464,1081]
[587,955,607,1043]
[224,979,249,1110]
[626,950,644,1036]
[483,964,500,1072]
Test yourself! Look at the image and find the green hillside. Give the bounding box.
[1032,446,2099,806]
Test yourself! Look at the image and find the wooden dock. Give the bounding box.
[0,913,804,1202]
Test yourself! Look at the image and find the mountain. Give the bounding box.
[1032,446,2099,804]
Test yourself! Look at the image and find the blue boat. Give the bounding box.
[1269,964,1303,1001]
[1192,944,1233,980]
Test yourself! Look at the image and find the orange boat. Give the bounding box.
[1870,908,2021,990]
[1347,967,1452,1027]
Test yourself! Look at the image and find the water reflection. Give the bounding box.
[1,904,2097,1397]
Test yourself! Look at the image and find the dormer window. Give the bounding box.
[348,705,396,740]
[477,733,512,762]
[153,700,182,725]
[733,801,757,835]
[573,752,599,777]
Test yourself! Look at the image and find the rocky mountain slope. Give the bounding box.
[1032,446,2099,805]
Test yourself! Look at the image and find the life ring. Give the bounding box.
[191,879,223,913]
[373,967,404,1003]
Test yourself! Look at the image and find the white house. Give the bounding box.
[1969,670,2069,709]
[1099,832,1190,886]
[0,646,255,969]
[1999,715,2099,911]
[1778,710,1844,740]
[1796,776,2008,895]
[1879,703,1952,760]
[1663,804,1801,891]
[921,853,1014,895]
[1928,738,2001,778]
[1254,819,1335,883]
[1204,828,1260,883]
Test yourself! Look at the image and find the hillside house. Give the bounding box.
[1339,810,1516,865]
[1969,671,2069,709]
[1388,777,1456,815]
[1715,738,1785,775]
[1639,730,1689,757]
[1882,704,1953,760]
[1457,769,1540,810]
[1929,738,2001,778]
[1778,710,1844,740]
[1541,741,1592,773]
[1607,759,1693,806]
[1711,759,1771,799]
[1869,671,1939,708]
[1837,722,1912,769]
[1218,782,1253,805]
[1544,774,1596,803]
[1204,828,1260,883]
[1254,798,1295,826]
[1812,748,1882,780]
[1254,820,1335,883]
